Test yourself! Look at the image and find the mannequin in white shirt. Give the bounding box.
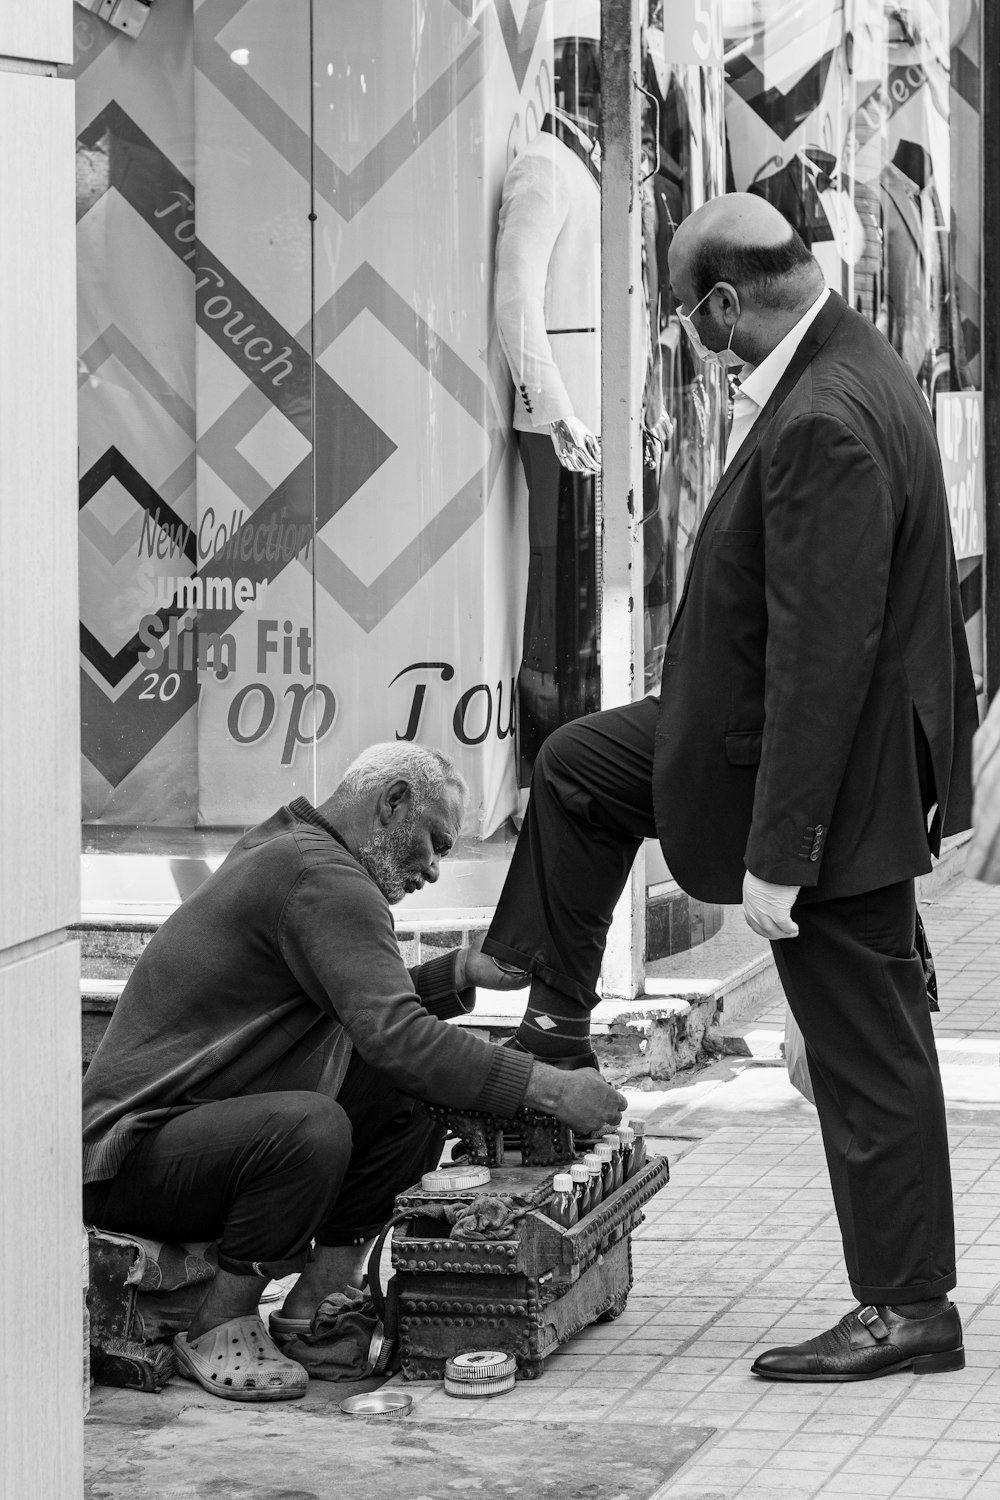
[494,25,604,783]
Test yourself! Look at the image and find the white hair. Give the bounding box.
[332,742,468,817]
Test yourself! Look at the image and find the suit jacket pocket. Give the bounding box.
[725,731,763,766]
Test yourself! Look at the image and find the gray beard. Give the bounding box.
[356,813,418,904]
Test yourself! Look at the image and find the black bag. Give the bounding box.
[278,1212,407,1382]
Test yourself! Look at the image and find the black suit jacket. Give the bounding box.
[653,291,977,904]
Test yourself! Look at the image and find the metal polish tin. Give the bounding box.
[444,1373,516,1398]
[339,1391,413,1420]
[444,1349,517,1398]
[420,1164,492,1192]
[445,1351,517,1381]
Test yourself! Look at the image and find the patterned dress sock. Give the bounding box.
[515,980,594,1060]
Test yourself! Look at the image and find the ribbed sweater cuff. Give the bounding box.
[477,1046,533,1119]
[411,951,475,1021]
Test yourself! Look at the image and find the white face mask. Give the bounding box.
[677,285,743,370]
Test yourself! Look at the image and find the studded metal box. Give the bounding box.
[392,1153,669,1380]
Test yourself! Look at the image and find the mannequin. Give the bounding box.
[494,17,603,785]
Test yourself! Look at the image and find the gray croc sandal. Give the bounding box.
[268,1309,313,1338]
[174,1314,308,1402]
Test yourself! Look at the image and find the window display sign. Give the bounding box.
[661,0,723,68]
[69,0,564,840]
[937,392,984,562]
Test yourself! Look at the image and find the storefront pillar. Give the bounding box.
[0,3,83,1492]
[984,0,1000,699]
[599,0,646,1000]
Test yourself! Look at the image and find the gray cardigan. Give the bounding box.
[82,800,533,1183]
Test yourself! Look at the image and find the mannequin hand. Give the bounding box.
[455,933,529,991]
[550,416,601,474]
[643,399,674,450]
[742,871,800,940]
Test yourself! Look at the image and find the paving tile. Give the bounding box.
[849,1435,936,1459]
[875,1414,960,1440]
[727,1408,809,1432]
[735,1476,827,1497]
[814,1476,907,1496]
[652,1484,746,1499]
[835,1453,920,1478]
[894,1483,979,1499]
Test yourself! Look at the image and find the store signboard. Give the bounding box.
[937,391,984,561]
[663,0,723,68]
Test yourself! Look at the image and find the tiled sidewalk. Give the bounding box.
[84,874,1000,1499]
[399,874,1000,1497]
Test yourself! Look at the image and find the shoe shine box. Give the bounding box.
[391,1149,669,1380]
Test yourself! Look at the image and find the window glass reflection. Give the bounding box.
[642,8,728,692]
[721,0,984,690]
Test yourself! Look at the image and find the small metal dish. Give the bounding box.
[339,1391,413,1421]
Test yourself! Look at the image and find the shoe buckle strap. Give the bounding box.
[857,1305,889,1340]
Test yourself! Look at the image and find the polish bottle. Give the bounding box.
[584,1151,604,1208]
[570,1161,591,1218]
[628,1119,647,1176]
[619,1125,635,1181]
[595,1142,615,1197]
[602,1133,624,1193]
[549,1172,579,1230]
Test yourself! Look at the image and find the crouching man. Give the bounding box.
[82,743,626,1401]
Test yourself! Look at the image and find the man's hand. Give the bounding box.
[455,933,529,992]
[550,416,601,474]
[524,1062,628,1136]
[742,871,800,940]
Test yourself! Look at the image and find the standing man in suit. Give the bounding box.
[483,192,978,1380]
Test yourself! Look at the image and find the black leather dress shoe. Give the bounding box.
[751,1303,965,1382]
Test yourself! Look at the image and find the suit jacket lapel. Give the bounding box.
[668,292,849,632]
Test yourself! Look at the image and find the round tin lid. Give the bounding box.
[445,1350,518,1382]
[420,1164,492,1193]
[339,1391,413,1419]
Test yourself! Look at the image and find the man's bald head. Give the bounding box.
[671,192,823,315]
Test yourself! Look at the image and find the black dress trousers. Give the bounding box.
[485,700,956,1301]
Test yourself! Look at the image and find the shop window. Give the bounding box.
[68,0,626,914]
[721,0,983,686]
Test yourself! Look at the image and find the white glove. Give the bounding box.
[742,870,800,940]
[550,416,601,473]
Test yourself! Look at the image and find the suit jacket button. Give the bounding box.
[810,851,820,862]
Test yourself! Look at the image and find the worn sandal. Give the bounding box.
[174,1315,308,1401]
[268,1310,312,1342]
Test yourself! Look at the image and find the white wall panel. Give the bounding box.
[0,0,73,65]
[0,942,83,1497]
[0,72,80,948]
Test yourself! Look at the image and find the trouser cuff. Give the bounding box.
[216,1250,309,1279]
[481,938,600,1010]
[850,1269,957,1303]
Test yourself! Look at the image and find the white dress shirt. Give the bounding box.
[723,287,831,471]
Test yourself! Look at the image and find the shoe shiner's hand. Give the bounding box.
[742,870,800,940]
[456,933,530,991]
[526,1063,628,1136]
